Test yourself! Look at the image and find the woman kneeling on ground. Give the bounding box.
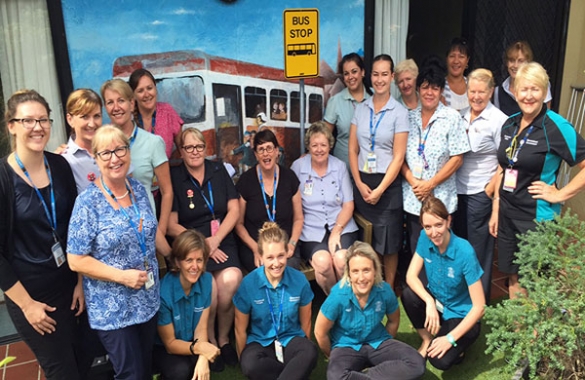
[314,241,426,380]
[154,229,221,379]
[233,222,317,380]
[402,196,485,370]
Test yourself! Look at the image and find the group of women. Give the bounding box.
[2,34,585,380]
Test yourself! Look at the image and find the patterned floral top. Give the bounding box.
[402,103,470,215]
[67,177,160,330]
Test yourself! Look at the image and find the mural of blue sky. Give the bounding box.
[61,0,365,93]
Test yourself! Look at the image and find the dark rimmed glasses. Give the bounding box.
[182,144,206,153]
[10,118,53,129]
[96,146,129,161]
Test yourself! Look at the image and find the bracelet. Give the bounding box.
[289,240,297,247]
[189,338,198,356]
[446,333,457,347]
[493,197,500,201]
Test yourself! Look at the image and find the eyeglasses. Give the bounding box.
[96,146,129,161]
[182,144,206,153]
[10,118,53,129]
[256,145,275,154]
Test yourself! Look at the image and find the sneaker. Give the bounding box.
[221,343,239,366]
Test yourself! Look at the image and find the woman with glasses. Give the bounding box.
[235,129,303,272]
[61,89,103,193]
[67,125,171,379]
[101,78,173,235]
[168,127,242,369]
[401,56,469,265]
[489,62,585,298]
[0,90,93,380]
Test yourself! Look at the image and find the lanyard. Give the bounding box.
[417,122,434,170]
[137,111,157,135]
[101,177,148,268]
[265,287,285,339]
[15,154,57,237]
[129,125,139,147]
[369,108,387,151]
[258,167,277,222]
[189,177,215,219]
[506,125,534,167]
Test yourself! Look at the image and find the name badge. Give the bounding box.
[435,299,444,314]
[274,339,284,363]
[211,219,220,236]
[503,168,518,192]
[145,268,155,290]
[412,161,424,179]
[366,152,377,173]
[51,241,66,267]
[303,180,313,196]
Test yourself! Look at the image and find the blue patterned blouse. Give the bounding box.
[67,177,160,330]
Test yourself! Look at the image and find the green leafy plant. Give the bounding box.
[485,211,585,379]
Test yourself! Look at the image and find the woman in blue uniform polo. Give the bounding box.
[233,222,317,380]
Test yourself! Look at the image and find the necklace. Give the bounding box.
[115,190,129,200]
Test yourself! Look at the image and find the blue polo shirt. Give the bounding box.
[157,271,212,344]
[233,266,313,347]
[320,280,398,351]
[415,231,483,320]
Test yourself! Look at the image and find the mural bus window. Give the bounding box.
[244,86,266,118]
[270,89,288,121]
[308,93,323,123]
[157,76,205,124]
[290,91,306,123]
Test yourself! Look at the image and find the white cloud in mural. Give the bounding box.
[349,0,364,9]
[151,20,165,25]
[172,8,197,15]
[131,33,159,41]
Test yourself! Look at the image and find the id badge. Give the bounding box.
[503,168,518,192]
[435,299,444,314]
[145,268,155,290]
[274,339,284,363]
[303,180,313,196]
[51,241,66,267]
[211,219,220,236]
[412,161,424,179]
[366,152,377,173]
[151,174,159,191]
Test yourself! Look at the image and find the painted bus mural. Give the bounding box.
[113,50,325,171]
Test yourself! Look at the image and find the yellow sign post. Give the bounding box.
[283,9,319,79]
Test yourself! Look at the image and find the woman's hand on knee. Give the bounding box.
[427,335,453,359]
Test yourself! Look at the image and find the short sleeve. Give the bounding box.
[383,283,399,315]
[319,285,341,322]
[548,113,585,167]
[158,291,173,326]
[448,114,471,156]
[233,280,251,314]
[324,97,339,125]
[461,243,484,286]
[220,165,239,201]
[299,277,314,306]
[67,196,97,255]
[286,167,301,194]
[395,106,410,134]
[152,135,169,168]
[339,163,353,202]
[200,272,213,309]
[236,169,254,200]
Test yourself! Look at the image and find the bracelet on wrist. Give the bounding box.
[446,333,457,347]
[289,240,297,247]
[189,338,199,356]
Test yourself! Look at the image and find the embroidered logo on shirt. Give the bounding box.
[375,301,383,312]
[194,307,204,313]
[448,267,455,278]
[174,314,181,320]
[254,299,265,305]
[526,139,538,146]
[289,296,300,303]
[425,258,432,263]
[345,307,352,313]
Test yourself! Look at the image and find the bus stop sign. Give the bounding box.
[283,9,319,79]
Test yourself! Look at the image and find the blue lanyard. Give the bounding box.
[507,126,534,167]
[129,125,139,147]
[369,108,387,151]
[189,177,215,219]
[101,177,149,268]
[258,167,277,222]
[265,287,285,339]
[137,111,156,135]
[417,122,434,170]
[15,154,57,237]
